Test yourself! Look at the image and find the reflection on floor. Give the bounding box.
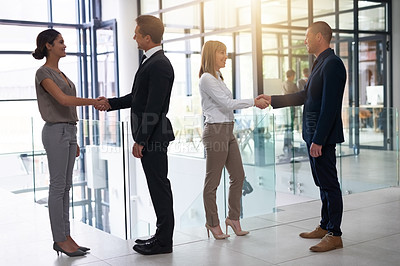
[1,186,400,266]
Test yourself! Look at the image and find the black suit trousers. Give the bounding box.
[307,143,343,236]
[141,142,174,246]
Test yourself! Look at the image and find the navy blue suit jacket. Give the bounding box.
[271,48,346,146]
[108,50,175,145]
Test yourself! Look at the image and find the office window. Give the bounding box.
[292,0,308,25]
[163,5,200,31]
[339,11,354,30]
[162,0,193,9]
[52,0,78,23]
[313,0,335,16]
[261,0,288,24]
[0,0,48,21]
[359,6,386,31]
[236,31,252,54]
[204,0,250,31]
[140,0,159,14]
[0,25,44,51]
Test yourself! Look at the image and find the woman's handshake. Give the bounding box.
[254,94,271,109]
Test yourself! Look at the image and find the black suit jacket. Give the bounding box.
[108,50,175,145]
[271,48,346,146]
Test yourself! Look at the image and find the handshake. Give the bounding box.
[94,96,111,111]
[254,94,272,109]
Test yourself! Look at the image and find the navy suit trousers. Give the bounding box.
[307,143,343,236]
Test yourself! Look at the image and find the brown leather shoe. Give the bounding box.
[299,226,328,239]
[309,233,343,252]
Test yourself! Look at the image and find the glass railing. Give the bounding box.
[272,106,399,199]
[175,111,276,235]
[1,105,398,240]
[0,113,129,239]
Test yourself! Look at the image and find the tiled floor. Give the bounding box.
[1,187,400,266]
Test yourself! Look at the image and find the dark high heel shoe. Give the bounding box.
[78,246,90,252]
[53,242,86,257]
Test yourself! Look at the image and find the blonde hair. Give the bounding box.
[199,40,227,80]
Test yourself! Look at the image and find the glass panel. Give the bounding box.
[1,106,398,237]
[262,32,278,51]
[359,6,386,31]
[204,34,234,53]
[359,1,382,8]
[339,107,398,194]
[339,11,354,30]
[140,0,159,14]
[0,25,48,51]
[162,5,200,30]
[162,0,192,9]
[313,0,335,16]
[292,19,308,28]
[291,0,308,24]
[72,119,126,238]
[316,15,335,29]
[167,52,204,158]
[225,112,276,216]
[236,54,254,115]
[0,0,48,21]
[263,56,280,79]
[163,36,186,51]
[238,6,251,25]
[97,52,118,122]
[261,0,287,24]
[204,0,250,31]
[59,28,79,53]
[175,159,225,232]
[0,55,42,100]
[163,30,201,51]
[52,0,77,23]
[358,37,385,148]
[175,112,276,234]
[339,0,354,11]
[337,34,352,108]
[236,31,252,54]
[277,106,399,199]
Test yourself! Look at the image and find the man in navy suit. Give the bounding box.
[260,21,346,252]
[98,15,175,255]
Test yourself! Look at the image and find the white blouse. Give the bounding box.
[199,72,254,123]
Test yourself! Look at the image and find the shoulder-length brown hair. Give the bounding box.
[199,40,227,80]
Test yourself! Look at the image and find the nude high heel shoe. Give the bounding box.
[225,218,249,236]
[205,224,230,240]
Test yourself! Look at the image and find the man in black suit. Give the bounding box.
[98,15,175,255]
[259,21,346,252]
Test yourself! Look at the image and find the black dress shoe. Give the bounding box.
[135,235,156,244]
[132,239,172,255]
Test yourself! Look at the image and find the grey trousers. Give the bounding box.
[42,122,77,242]
[202,123,245,227]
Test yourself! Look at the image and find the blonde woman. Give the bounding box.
[199,40,268,239]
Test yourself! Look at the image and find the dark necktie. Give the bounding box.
[140,54,147,65]
[311,59,319,71]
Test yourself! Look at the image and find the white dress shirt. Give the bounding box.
[199,72,254,123]
[142,45,162,64]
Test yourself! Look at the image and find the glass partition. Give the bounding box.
[1,106,398,240]
[273,106,399,200]
[174,111,276,236]
[0,113,128,239]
